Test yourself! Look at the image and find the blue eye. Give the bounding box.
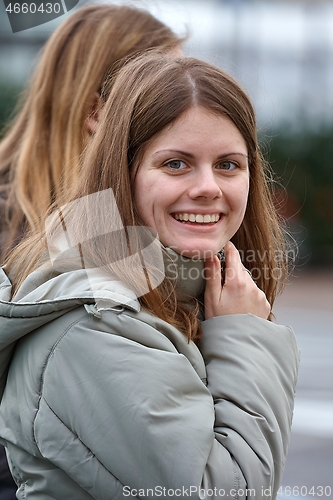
[217,160,238,171]
[165,159,186,170]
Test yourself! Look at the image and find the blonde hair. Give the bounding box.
[0,4,182,261]
[7,53,290,341]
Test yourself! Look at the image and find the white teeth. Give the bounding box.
[174,213,220,224]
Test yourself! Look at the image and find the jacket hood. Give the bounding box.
[0,265,140,401]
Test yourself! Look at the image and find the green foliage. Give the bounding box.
[264,127,333,266]
[0,83,22,138]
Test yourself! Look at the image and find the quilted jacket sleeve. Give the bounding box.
[33,310,299,500]
[200,314,300,499]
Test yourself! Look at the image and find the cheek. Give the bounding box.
[230,178,249,213]
[133,178,156,225]
[133,178,146,218]
[240,184,250,212]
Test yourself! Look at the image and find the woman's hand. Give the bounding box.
[204,241,271,320]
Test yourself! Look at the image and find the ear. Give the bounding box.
[86,92,102,135]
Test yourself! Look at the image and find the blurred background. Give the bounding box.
[0,0,332,497]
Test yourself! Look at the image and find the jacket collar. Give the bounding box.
[163,247,205,300]
[0,246,207,354]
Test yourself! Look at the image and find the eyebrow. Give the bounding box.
[153,149,248,159]
[153,149,195,158]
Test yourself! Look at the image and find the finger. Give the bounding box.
[224,241,243,283]
[204,255,222,299]
[204,255,223,319]
[224,241,242,267]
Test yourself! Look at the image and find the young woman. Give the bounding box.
[0,53,299,499]
[0,3,183,262]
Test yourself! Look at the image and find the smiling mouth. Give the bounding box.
[172,213,221,224]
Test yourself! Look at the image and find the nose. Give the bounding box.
[187,167,222,200]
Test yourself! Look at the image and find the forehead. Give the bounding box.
[144,106,247,154]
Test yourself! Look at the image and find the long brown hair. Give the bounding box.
[7,54,290,341]
[0,4,182,261]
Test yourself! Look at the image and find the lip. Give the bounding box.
[171,211,223,221]
[171,210,223,216]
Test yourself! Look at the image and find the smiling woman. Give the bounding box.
[133,107,249,259]
[0,53,299,499]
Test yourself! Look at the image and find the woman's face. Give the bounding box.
[133,106,249,259]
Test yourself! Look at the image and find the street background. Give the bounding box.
[0,0,332,497]
[274,269,333,497]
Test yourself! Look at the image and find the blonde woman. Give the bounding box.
[0,53,299,499]
[0,4,183,262]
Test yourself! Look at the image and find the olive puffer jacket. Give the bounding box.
[0,265,299,500]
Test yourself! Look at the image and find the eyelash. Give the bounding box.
[164,159,240,172]
[217,160,239,171]
[164,159,187,170]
